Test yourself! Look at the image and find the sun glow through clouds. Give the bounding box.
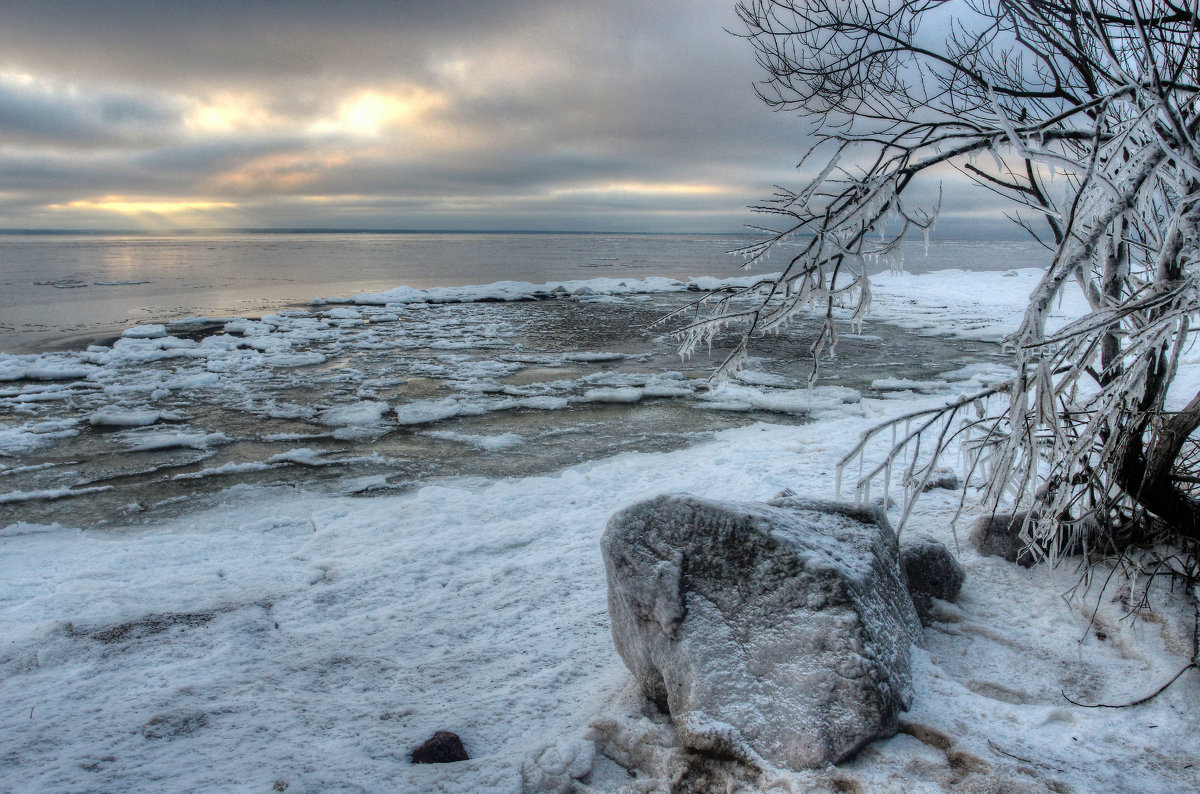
[313,89,447,138]
[185,93,283,134]
[0,2,815,233]
[52,197,238,214]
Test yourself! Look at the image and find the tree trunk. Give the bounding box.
[1117,391,1200,544]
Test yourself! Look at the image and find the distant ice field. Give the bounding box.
[0,233,1050,354]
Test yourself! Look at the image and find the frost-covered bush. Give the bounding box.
[682,1,1200,567]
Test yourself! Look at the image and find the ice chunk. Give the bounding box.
[223,319,271,337]
[394,397,465,425]
[515,396,570,411]
[171,461,275,480]
[261,401,316,420]
[425,430,525,450]
[122,324,168,339]
[581,387,644,403]
[24,362,96,381]
[323,308,362,320]
[317,401,389,426]
[167,372,220,389]
[89,408,163,427]
[736,370,792,387]
[750,388,859,414]
[563,351,627,363]
[0,485,114,504]
[0,360,28,381]
[119,430,230,452]
[871,378,948,393]
[267,448,339,466]
[0,419,80,454]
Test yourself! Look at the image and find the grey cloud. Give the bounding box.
[0,79,182,148]
[0,0,587,86]
[1,0,987,233]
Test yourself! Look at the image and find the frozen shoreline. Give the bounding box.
[0,234,1054,355]
[1,268,1197,792]
[0,268,1024,530]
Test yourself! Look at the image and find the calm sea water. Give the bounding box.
[0,232,1049,353]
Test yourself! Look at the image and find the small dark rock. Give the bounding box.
[900,534,965,602]
[411,731,469,764]
[969,512,1040,566]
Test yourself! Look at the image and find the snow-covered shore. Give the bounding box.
[1,268,1197,792]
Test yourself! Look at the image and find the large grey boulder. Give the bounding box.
[601,494,923,771]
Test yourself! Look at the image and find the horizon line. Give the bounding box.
[0,227,762,237]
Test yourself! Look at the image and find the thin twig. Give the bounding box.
[1061,662,1197,708]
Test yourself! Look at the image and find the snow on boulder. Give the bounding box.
[601,494,922,771]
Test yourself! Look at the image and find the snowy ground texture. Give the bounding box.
[1,268,1197,793]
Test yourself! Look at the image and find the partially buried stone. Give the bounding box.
[410,731,469,764]
[140,710,207,739]
[969,511,1040,566]
[900,533,965,625]
[602,493,923,770]
[900,534,964,602]
[917,467,960,492]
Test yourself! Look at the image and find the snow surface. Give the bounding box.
[869,267,1088,341]
[0,268,1196,792]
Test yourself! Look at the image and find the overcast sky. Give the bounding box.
[0,0,1012,235]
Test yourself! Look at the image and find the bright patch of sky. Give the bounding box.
[0,0,1017,235]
